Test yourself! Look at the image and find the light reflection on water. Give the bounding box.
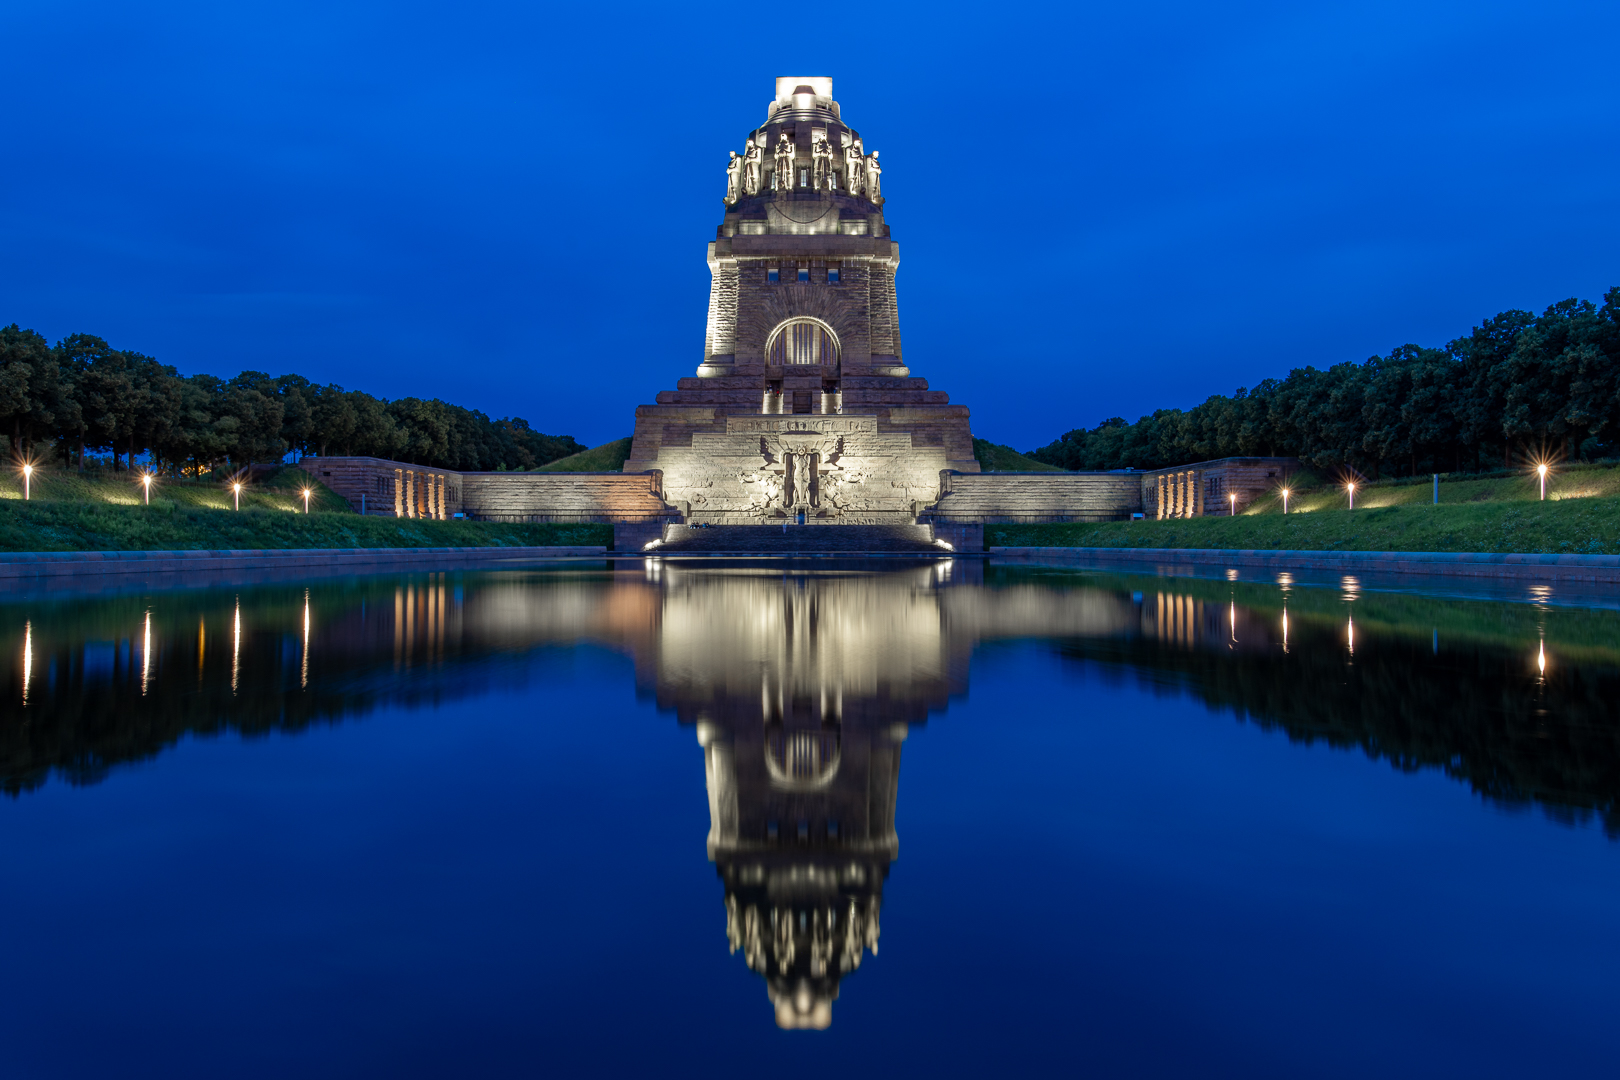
[2,560,1619,1072]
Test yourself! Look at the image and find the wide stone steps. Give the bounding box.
[656,524,942,553]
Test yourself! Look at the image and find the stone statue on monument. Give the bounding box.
[844,138,865,197]
[774,132,796,192]
[864,150,882,204]
[724,151,742,204]
[742,140,763,195]
[812,133,834,192]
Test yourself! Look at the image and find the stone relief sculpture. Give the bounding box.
[773,132,795,192]
[811,133,834,192]
[741,433,862,517]
[742,140,763,195]
[843,138,864,197]
[724,151,742,204]
[864,150,882,204]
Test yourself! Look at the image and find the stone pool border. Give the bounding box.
[990,546,1620,584]
[0,546,608,579]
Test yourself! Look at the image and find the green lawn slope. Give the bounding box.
[989,464,1620,554]
[534,437,633,472]
[0,465,609,552]
[973,438,1063,472]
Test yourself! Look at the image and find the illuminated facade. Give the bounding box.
[622,78,980,525]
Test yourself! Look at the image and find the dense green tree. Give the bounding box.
[1030,289,1620,474]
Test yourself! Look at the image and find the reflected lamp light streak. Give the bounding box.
[21,621,32,705]
[232,600,241,694]
[302,590,310,689]
[141,610,151,695]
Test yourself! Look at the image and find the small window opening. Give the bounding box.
[827,264,840,284]
[797,266,809,283]
[798,167,809,188]
[767,267,779,283]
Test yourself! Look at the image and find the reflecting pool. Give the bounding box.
[3,559,1618,1077]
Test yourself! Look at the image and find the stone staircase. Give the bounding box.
[653,523,943,554]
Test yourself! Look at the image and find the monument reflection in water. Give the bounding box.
[5,561,1619,1037]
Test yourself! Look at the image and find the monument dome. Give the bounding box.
[622,77,980,525]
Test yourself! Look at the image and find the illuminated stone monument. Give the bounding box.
[623,77,980,524]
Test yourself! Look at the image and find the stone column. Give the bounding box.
[394,469,404,517]
[1194,471,1204,517]
[436,475,446,520]
[704,249,739,363]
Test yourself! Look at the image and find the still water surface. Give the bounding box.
[3,559,1618,1077]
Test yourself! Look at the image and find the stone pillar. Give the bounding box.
[1194,471,1204,517]
[704,250,739,363]
[762,389,772,415]
[394,469,404,517]
[436,475,446,520]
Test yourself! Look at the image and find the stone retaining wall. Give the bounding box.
[926,471,1142,524]
[300,457,678,525]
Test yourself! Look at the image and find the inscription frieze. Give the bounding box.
[727,416,877,435]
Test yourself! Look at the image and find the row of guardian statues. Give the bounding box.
[725,132,882,205]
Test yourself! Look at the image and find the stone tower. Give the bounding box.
[624,77,979,524]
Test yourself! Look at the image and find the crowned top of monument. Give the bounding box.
[767,76,839,120]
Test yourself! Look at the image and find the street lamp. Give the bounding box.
[232,481,242,511]
[1280,487,1290,514]
[1228,492,1236,516]
[301,488,312,514]
[1537,462,1548,501]
[21,463,32,501]
[1346,481,1356,510]
[141,472,152,505]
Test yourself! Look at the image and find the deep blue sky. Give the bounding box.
[3,1,1617,451]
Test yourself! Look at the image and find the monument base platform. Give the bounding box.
[635,523,947,555]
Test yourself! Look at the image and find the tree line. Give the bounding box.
[1030,288,1620,476]
[0,327,584,474]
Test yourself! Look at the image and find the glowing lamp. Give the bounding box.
[21,462,32,501]
[1537,463,1548,501]
[141,472,153,505]
[1346,482,1356,510]
[301,488,312,514]
[1280,488,1290,514]
[232,481,243,511]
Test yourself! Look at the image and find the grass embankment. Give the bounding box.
[534,437,633,472]
[0,466,610,552]
[988,464,1620,554]
[973,438,1063,472]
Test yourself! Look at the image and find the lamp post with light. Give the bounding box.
[1280,487,1290,514]
[141,472,152,505]
[302,488,312,514]
[1537,463,1548,501]
[1228,492,1236,516]
[21,463,32,501]
[232,481,242,511]
[1346,482,1356,510]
